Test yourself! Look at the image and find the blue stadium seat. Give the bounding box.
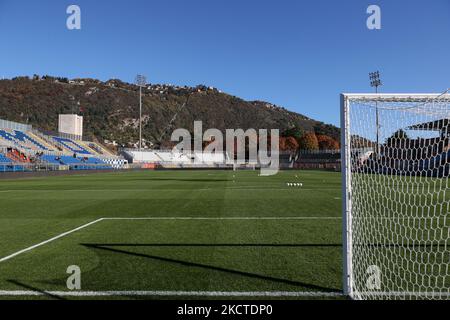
[0,130,48,150]
[41,155,64,165]
[52,137,91,155]
[0,153,27,172]
[0,153,12,164]
[40,154,112,170]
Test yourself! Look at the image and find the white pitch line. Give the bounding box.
[0,218,104,263]
[0,290,344,298]
[0,187,341,192]
[104,217,342,220]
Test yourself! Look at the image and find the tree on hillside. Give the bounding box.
[299,132,319,151]
[317,134,340,150]
[279,136,299,152]
[385,129,410,151]
[281,126,302,140]
[387,129,409,141]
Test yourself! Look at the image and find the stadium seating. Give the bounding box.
[0,152,28,172]
[40,154,112,170]
[0,153,12,164]
[0,120,125,172]
[194,152,226,164]
[155,151,192,163]
[79,157,112,169]
[125,150,229,166]
[293,151,341,170]
[79,141,115,157]
[41,155,64,165]
[52,137,92,155]
[0,129,50,151]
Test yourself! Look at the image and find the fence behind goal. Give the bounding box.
[341,93,450,300]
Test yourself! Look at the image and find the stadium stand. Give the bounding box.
[122,149,230,167]
[52,136,92,155]
[80,141,116,157]
[0,119,127,172]
[293,150,341,170]
[193,152,226,164]
[0,129,53,151]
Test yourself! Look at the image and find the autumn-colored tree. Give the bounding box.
[317,134,340,150]
[279,136,299,152]
[299,132,319,151]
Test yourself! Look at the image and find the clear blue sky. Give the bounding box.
[0,0,449,126]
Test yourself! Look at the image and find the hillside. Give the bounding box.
[0,76,339,148]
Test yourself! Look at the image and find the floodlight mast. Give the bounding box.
[369,71,382,155]
[135,74,147,151]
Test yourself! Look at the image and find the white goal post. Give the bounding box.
[341,92,450,300]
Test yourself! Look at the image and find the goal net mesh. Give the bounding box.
[343,94,450,300]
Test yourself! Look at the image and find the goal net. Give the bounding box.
[341,93,450,300]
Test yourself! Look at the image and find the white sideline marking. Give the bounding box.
[0,290,447,298]
[105,217,342,220]
[0,218,104,263]
[0,187,341,192]
[0,290,344,297]
[0,216,341,263]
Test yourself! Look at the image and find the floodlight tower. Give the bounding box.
[369,71,382,93]
[135,74,147,151]
[369,71,382,155]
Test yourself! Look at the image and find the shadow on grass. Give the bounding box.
[82,243,342,248]
[82,243,341,292]
[7,279,66,300]
[132,178,229,182]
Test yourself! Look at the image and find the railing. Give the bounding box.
[0,162,62,173]
[0,162,119,173]
[297,149,340,155]
[36,128,83,142]
[0,119,32,131]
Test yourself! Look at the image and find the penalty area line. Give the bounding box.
[0,290,345,298]
[0,218,105,263]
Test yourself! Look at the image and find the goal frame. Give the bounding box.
[340,92,450,300]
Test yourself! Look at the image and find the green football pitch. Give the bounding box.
[0,169,344,299]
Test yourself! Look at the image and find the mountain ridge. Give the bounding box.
[0,76,340,149]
